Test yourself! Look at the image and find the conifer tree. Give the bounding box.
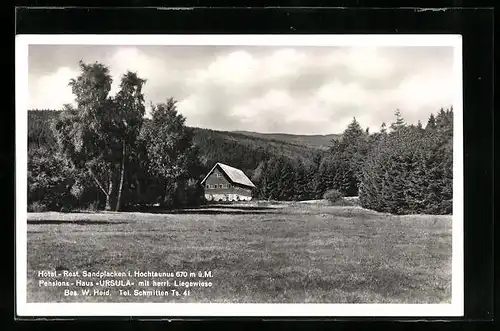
[417,120,423,130]
[426,114,437,130]
[390,108,406,131]
[293,159,308,200]
[325,117,368,196]
[381,122,387,133]
[360,108,453,215]
[277,158,296,200]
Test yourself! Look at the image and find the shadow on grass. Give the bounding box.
[146,209,279,216]
[28,220,128,225]
[205,205,277,211]
[127,204,281,215]
[132,204,277,211]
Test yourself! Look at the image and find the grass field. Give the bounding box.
[26,201,452,304]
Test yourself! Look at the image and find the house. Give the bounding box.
[201,162,256,202]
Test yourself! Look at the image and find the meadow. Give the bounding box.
[26,201,452,304]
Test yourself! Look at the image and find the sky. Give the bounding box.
[28,45,456,135]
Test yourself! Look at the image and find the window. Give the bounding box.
[216,173,221,178]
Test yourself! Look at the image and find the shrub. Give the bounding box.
[28,201,47,212]
[28,148,75,211]
[85,201,100,212]
[323,189,344,204]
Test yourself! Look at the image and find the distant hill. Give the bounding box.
[190,128,327,176]
[232,131,341,150]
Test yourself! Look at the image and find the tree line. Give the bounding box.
[27,60,453,215]
[251,108,453,215]
[28,61,204,212]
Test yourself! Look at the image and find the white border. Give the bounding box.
[16,34,464,317]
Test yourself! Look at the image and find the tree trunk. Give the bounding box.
[136,178,141,200]
[115,141,126,211]
[105,170,114,211]
[88,167,111,210]
[105,194,112,211]
[88,168,108,197]
[163,183,170,207]
[163,180,175,207]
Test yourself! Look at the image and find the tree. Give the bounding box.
[380,122,387,134]
[252,156,298,201]
[113,71,147,211]
[314,155,336,197]
[145,98,202,207]
[426,113,437,130]
[120,133,150,208]
[360,126,417,213]
[257,157,284,200]
[324,117,369,196]
[340,117,364,145]
[308,152,324,199]
[359,108,453,215]
[276,158,296,200]
[51,61,148,211]
[293,159,309,200]
[435,107,453,136]
[52,61,118,210]
[253,158,273,200]
[390,108,406,132]
[251,161,267,198]
[27,147,75,211]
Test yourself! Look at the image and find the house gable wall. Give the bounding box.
[203,166,253,201]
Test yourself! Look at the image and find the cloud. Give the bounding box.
[28,66,78,109]
[28,45,456,134]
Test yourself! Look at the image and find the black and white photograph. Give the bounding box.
[16,35,463,317]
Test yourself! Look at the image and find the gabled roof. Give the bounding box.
[201,162,256,188]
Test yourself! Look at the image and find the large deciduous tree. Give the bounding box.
[52,61,116,210]
[144,98,203,207]
[52,61,147,211]
[113,72,147,211]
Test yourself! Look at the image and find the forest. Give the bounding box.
[27,60,454,215]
